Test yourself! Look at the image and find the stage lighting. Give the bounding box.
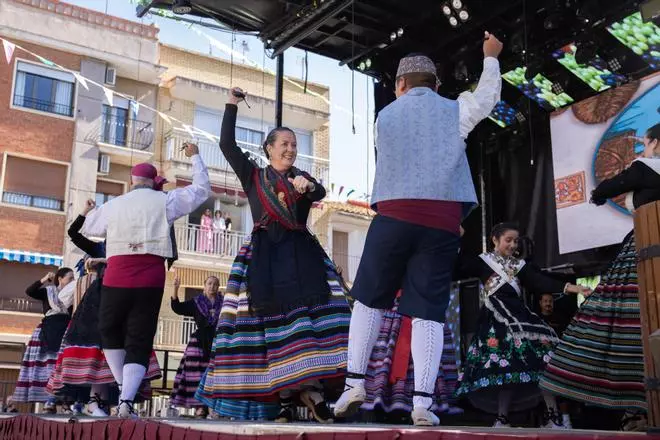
[607,57,622,71]
[449,16,459,27]
[515,111,526,123]
[172,0,192,15]
[452,0,463,9]
[458,9,470,21]
[551,82,564,94]
[397,28,404,37]
[390,32,397,41]
[442,4,452,16]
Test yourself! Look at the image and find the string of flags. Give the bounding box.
[1,36,370,201]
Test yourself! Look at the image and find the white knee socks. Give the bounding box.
[103,348,126,386]
[345,301,385,389]
[120,363,146,402]
[411,318,444,409]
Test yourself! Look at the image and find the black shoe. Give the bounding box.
[275,405,296,423]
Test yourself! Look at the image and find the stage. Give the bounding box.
[0,415,658,440]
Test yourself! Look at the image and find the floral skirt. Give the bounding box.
[361,302,458,414]
[455,291,558,414]
[196,238,350,404]
[13,323,59,403]
[47,281,161,402]
[539,232,645,412]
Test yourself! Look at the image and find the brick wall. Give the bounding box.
[0,312,41,336]
[313,123,330,161]
[0,206,66,254]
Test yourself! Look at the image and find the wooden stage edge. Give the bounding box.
[0,414,657,438]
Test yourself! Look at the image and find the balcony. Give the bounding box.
[167,132,330,184]
[13,95,74,118]
[2,191,63,212]
[174,224,251,258]
[90,113,155,166]
[331,252,361,284]
[154,316,196,350]
[0,297,42,314]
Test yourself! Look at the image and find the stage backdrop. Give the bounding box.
[550,72,660,254]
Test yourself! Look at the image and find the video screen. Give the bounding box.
[552,43,627,92]
[576,276,601,307]
[550,72,660,254]
[503,67,574,111]
[488,100,517,127]
[607,12,659,70]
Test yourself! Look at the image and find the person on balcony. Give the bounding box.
[169,274,223,418]
[81,143,210,419]
[455,223,590,429]
[197,209,214,253]
[335,33,503,427]
[540,122,660,432]
[195,88,350,423]
[213,210,226,254]
[47,199,160,417]
[13,267,74,412]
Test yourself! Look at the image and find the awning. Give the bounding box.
[0,249,62,267]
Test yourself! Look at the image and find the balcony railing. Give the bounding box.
[167,132,330,184]
[174,223,251,258]
[331,252,362,284]
[13,95,73,117]
[2,191,63,211]
[0,297,43,314]
[154,316,196,349]
[93,114,154,151]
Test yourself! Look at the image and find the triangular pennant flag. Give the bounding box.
[72,72,88,91]
[158,111,172,126]
[331,183,335,194]
[130,101,140,119]
[2,40,15,65]
[182,124,195,138]
[37,55,55,67]
[102,87,113,107]
[338,186,344,196]
[346,189,355,198]
[199,129,216,142]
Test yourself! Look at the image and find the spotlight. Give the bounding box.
[358,61,366,71]
[365,58,372,68]
[442,4,452,15]
[449,16,459,27]
[607,57,622,71]
[390,32,397,41]
[172,0,192,15]
[458,9,469,21]
[452,0,463,9]
[397,28,404,37]
[551,82,564,94]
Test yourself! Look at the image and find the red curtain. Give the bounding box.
[0,415,658,440]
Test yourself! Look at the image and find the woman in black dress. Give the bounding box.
[455,223,589,428]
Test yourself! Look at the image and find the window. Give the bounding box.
[1,154,68,212]
[13,61,75,117]
[295,131,313,157]
[101,105,129,147]
[95,179,124,207]
[236,127,264,148]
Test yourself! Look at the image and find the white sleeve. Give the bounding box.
[457,57,501,139]
[165,154,211,224]
[57,281,76,309]
[81,205,108,238]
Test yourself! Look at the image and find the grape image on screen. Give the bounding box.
[607,12,660,70]
[502,67,574,111]
[553,43,627,92]
[488,100,516,127]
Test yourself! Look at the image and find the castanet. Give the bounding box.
[634,201,660,427]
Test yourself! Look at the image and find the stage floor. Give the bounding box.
[0,414,657,440]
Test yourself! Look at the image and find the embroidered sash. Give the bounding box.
[253,166,304,230]
[479,252,525,297]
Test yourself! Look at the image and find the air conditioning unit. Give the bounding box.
[104,66,117,86]
[98,154,110,174]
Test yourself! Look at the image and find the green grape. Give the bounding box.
[611,22,621,30]
[637,41,649,51]
[651,51,660,58]
[632,45,644,55]
[634,32,648,43]
[641,25,655,36]
[621,23,632,33]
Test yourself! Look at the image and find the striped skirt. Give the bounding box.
[13,324,58,403]
[196,239,350,402]
[171,333,208,408]
[362,305,459,413]
[47,283,161,401]
[539,232,646,412]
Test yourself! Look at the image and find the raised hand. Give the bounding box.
[483,31,503,59]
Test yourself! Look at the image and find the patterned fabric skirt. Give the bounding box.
[539,232,646,412]
[171,332,208,408]
[13,323,59,403]
[361,304,459,413]
[196,239,350,403]
[47,283,161,402]
[455,291,558,414]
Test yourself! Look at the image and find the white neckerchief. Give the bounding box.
[479,252,526,296]
[45,285,70,316]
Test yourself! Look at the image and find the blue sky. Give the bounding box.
[65,0,375,197]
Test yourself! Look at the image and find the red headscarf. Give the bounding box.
[131,163,167,191]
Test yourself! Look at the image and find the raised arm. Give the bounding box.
[457,32,503,139]
[69,200,104,258]
[165,144,211,224]
[591,161,647,205]
[81,202,108,239]
[518,263,590,299]
[220,92,256,189]
[26,273,52,301]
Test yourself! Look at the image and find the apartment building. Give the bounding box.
[0,0,160,402]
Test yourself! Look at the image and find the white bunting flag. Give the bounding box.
[2,40,15,65]
[182,124,196,138]
[102,87,114,107]
[72,72,89,91]
[158,111,172,126]
[199,129,216,142]
[130,101,140,119]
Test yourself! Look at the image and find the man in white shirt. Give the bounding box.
[82,143,210,418]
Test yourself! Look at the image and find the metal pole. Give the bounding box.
[275,53,284,127]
